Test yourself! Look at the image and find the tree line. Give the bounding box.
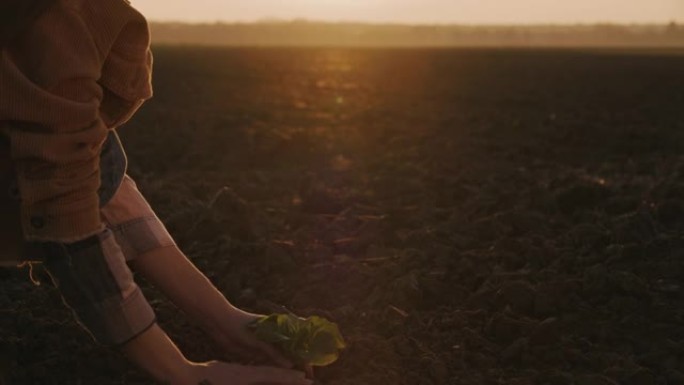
[150,21,684,48]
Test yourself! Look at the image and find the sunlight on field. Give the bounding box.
[319,51,355,73]
[310,51,359,111]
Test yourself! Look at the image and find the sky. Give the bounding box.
[132,0,684,24]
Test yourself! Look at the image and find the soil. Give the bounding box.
[2,48,684,384]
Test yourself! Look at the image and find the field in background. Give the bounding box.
[150,22,684,48]
[3,48,684,384]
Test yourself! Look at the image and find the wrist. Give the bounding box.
[120,324,196,385]
[196,304,251,336]
[167,361,202,385]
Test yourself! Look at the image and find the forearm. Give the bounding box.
[35,229,201,384]
[126,245,297,369]
[130,246,247,334]
[120,323,196,385]
[121,246,303,384]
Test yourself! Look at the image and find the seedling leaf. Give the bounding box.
[248,314,346,367]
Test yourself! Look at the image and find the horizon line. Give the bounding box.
[146,18,682,27]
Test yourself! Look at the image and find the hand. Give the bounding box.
[125,246,313,376]
[187,361,312,385]
[212,310,293,368]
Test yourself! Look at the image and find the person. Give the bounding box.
[0,1,311,384]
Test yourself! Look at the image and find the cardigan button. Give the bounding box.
[30,216,45,229]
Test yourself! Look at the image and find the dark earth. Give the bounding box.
[2,48,684,385]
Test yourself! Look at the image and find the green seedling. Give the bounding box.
[248,313,346,367]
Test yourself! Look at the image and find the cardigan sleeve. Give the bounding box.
[0,6,108,242]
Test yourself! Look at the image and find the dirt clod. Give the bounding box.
[495,281,536,315]
[530,318,561,346]
[625,368,656,385]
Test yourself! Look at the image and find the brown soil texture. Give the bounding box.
[3,48,684,385]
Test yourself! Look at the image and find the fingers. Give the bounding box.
[224,337,286,368]
[228,326,294,368]
[214,332,261,361]
[253,382,313,385]
[249,380,314,385]
[249,365,312,385]
[252,380,313,385]
[252,339,294,369]
[200,361,313,385]
[303,365,315,380]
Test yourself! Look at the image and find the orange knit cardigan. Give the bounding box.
[0,0,152,253]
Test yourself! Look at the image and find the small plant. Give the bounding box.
[248,313,346,367]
